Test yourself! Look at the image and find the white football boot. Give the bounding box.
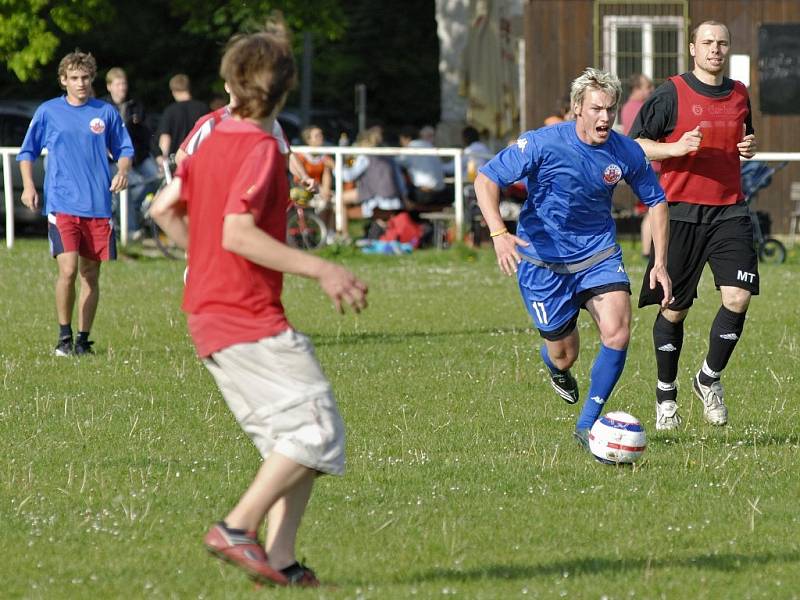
[693,374,728,426]
[655,399,682,431]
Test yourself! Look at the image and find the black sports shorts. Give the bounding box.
[639,215,759,310]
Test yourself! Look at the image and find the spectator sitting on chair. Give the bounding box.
[341,126,404,236]
[443,125,492,179]
[397,125,447,207]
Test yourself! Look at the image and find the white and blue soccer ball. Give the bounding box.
[589,411,646,465]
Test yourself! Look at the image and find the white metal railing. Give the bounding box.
[290,145,466,237]
[2,145,469,249]
[5,146,799,250]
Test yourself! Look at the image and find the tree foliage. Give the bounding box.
[0,0,110,80]
[169,0,346,43]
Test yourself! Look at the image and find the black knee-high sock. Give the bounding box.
[653,314,684,401]
[699,306,746,385]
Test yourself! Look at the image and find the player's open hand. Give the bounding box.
[492,232,529,276]
[677,125,702,156]
[738,134,756,159]
[649,263,674,309]
[110,171,129,193]
[21,187,39,211]
[319,264,368,314]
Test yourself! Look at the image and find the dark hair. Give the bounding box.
[399,125,418,140]
[462,126,480,145]
[220,30,297,120]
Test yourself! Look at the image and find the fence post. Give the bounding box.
[119,188,129,246]
[334,149,344,235]
[3,152,14,249]
[454,152,464,240]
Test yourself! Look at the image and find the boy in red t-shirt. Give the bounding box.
[151,28,368,588]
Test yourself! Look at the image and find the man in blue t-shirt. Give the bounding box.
[18,50,134,357]
[474,67,673,449]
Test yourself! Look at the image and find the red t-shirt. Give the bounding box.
[177,118,291,357]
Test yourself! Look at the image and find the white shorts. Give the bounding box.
[203,330,345,475]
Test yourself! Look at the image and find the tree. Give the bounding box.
[169,0,346,44]
[0,0,110,80]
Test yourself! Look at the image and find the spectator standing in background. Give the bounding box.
[157,74,209,160]
[621,73,656,260]
[104,67,158,236]
[621,73,654,135]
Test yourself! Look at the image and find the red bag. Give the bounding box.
[380,212,423,248]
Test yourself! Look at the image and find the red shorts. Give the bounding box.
[48,213,117,261]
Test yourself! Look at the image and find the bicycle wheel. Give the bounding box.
[758,237,786,264]
[149,219,181,259]
[286,209,327,250]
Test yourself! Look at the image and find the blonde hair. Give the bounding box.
[106,67,126,84]
[355,126,383,148]
[570,67,622,111]
[169,74,190,93]
[58,50,97,85]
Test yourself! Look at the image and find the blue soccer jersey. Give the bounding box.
[479,121,665,263]
[17,97,134,218]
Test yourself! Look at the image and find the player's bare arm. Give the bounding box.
[647,202,673,308]
[110,156,131,192]
[636,125,702,161]
[150,177,189,249]
[19,160,40,210]
[474,172,529,276]
[222,212,367,313]
[288,153,317,193]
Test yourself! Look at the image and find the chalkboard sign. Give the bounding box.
[758,24,800,115]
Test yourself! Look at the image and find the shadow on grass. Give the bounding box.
[649,432,800,448]
[312,327,531,347]
[396,551,800,584]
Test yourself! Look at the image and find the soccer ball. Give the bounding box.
[589,411,646,465]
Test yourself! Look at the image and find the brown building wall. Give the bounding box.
[524,0,800,233]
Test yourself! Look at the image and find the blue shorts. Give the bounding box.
[517,247,631,340]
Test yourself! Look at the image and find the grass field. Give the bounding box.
[1,237,799,599]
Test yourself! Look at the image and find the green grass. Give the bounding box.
[1,238,799,599]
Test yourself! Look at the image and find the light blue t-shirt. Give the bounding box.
[17,96,134,218]
[480,121,665,263]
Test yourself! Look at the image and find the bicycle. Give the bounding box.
[741,160,787,265]
[286,186,328,250]
[138,160,183,259]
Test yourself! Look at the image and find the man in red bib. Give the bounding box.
[630,20,757,431]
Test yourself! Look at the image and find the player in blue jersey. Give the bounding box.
[474,67,673,449]
[18,50,134,356]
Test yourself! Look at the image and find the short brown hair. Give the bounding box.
[169,74,190,93]
[106,67,126,84]
[58,50,97,85]
[691,20,730,44]
[220,30,296,120]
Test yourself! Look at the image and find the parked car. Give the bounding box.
[0,100,46,231]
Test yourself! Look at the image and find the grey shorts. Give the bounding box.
[203,330,345,475]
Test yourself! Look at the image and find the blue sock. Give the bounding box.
[540,345,562,374]
[576,344,627,430]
